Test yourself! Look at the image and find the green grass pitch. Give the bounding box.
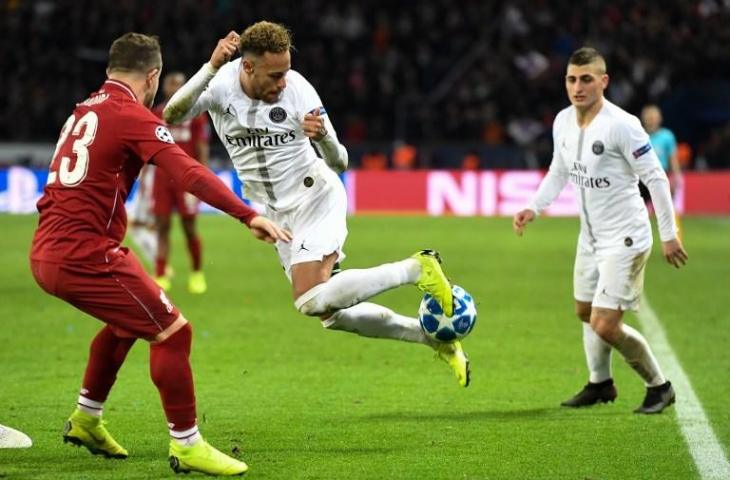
[1,214,728,479]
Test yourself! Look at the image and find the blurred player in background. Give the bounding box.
[30,32,290,475]
[164,21,471,387]
[152,73,210,293]
[0,424,32,448]
[513,47,688,414]
[641,104,683,238]
[127,164,158,265]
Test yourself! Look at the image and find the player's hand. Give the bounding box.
[302,108,327,141]
[210,31,240,69]
[248,216,292,244]
[662,238,688,269]
[513,209,536,237]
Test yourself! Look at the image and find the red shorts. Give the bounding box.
[30,248,180,340]
[153,167,199,218]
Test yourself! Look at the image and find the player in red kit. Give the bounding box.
[152,72,210,293]
[29,33,290,476]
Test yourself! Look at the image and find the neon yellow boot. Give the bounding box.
[63,409,128,459]
[169,439,248,476]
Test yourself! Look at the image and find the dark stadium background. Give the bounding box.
[1,0,729,170]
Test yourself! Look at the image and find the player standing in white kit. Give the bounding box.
[513,47,688,413]
[163,22,470,387]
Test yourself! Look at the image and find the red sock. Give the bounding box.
[187,236,202,271]
[81,326,136,403]
[150,323,196,431]
[155,257,167,277]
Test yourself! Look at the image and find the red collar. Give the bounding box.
[103,79,138,102]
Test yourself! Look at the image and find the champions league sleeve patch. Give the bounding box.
[155,125,175,144]
[632,142,652,159]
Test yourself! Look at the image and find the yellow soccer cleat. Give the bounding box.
[432,340,471,387]
[188,271,207,294]
[412,250,453,317]
[169,439,248,476]
[155,275,172,291]
[63,409,128,459]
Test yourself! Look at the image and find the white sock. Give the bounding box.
[170,425,202,446]
[582,322,612,383]
[323,302,430,345]
[296,259,420,316]
[77,395,103,417]
[613,324,666,387]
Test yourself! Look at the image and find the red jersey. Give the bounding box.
[31,80,189,264]
[152,102,208,158]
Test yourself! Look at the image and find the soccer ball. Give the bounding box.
[418,285,477,342]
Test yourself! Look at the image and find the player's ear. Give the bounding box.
[242,58,254,74]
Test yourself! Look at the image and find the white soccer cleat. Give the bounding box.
[0,424,32,449]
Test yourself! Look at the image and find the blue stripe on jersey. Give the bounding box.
[632,142,652,159]
[308,106,327,115]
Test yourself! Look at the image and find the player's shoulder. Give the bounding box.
[150,102,165,118]
[286,69,317,94]
[209,59,240,93]
[602,100,643,130]
[552,105,573,131]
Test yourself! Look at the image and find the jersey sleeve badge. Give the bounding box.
[155,125,175,144]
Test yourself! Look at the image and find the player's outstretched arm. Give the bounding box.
[152,147,292,244]
[513,209,536,237]
[163,31,240,124]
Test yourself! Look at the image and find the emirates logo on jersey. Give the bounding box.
[155,125,175,144]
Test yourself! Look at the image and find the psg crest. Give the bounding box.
[269,107,287,123]
[592,140,604,155]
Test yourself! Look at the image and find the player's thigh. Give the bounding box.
[276,184,348,282]
[593,248,650,312]
[290,252,340,299]
[52,250,181,341]
[573,246,599,304]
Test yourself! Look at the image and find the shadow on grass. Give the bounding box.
[355,405,625,423]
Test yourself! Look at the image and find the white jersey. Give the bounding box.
[529,100,677,251]
[190,60,333,211]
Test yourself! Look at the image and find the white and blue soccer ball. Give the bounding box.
[418,285,477,342]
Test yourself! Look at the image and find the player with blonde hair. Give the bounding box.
[164,21,471,387]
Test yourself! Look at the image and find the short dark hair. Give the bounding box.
[239,21,292,57]
[107,33,162,74]
[568,47,606,73]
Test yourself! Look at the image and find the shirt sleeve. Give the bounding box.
[164,63,219,124]
[119,106,180,163]
[527,116,569,214]
[613,119,678,241]
[151,147,257,226]
[295,73,349,172]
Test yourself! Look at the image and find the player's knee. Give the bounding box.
[590,314,620,344]
[575,301,591,323]
[294,283,329,317]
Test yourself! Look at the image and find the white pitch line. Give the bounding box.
[637,294,730,480]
